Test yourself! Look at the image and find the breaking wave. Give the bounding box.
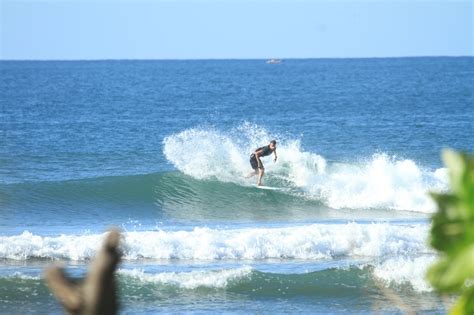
[0,222,430,261]
[163,124,447,212]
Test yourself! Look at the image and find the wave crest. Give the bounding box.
[0,223,429,261]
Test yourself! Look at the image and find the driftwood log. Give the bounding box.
[44,229,121,315]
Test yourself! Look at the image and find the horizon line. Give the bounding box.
[1,55,473,62]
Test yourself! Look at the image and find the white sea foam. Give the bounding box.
[0,231,106,261]
[118,266,252,289]
[163,124,447,212]
[0,223,430,261]
[2,272,41,280]
[373,256,436,292]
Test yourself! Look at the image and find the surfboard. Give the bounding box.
[255,185,282,191]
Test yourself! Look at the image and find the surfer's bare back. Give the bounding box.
[247,140,278,186]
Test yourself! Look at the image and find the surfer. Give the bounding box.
[247,140,278,186]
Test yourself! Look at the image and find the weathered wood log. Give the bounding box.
[44,229,121,315]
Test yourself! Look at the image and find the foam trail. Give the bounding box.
[0,223,430,261]
[163,124,447,212]
[119,267,252,289]
[2,272,41,280]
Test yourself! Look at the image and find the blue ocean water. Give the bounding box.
[0,58,473,314]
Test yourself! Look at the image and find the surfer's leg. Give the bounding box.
[248,157,259,178]
[246,171,257,178]
[257,168,264,186]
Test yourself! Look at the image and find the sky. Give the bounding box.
[1,0,472,60]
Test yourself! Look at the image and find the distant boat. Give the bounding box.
[266,59,282,64]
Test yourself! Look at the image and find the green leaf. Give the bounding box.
[427,246,474,292]
[442,149,465,195]
[429,150,474,313]
[449,287,474,315]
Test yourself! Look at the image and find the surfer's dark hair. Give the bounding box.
[270,140,277,145]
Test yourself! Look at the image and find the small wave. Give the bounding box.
[0,261,433,300]
[163,124,447,212]
[119,260,433,294]
[372,255,436,292]
[0,223,430,261]
[118,266,252,290]
[0,261,433,294]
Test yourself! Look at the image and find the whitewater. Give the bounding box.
[163,125,448,213]
[0,222,430,261]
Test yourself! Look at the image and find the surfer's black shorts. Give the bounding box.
[250,154,263,171]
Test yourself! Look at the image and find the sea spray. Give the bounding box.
[163,124,447,212]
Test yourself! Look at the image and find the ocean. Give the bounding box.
[1,57,473,314]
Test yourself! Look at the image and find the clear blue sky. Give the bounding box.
[1,0,472,60]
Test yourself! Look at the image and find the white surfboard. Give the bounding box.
[255,185,282,191]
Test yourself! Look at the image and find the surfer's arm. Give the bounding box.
[273,150,277,162]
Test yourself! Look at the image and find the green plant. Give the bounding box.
[428,150,474,315]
